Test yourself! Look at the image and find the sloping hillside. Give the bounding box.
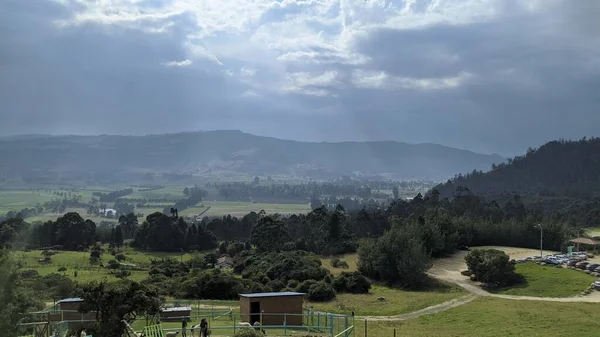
[436,138,600,199]
[0,130,504,183]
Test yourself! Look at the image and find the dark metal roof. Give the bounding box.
[57,298,83,303]
[161,306,192,312]
[239,292,306,298]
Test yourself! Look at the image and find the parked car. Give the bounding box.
[593,266,600,273]
[587,264,600,271]
[567,260,579,267]
[594,281,600,291]
[543,259,561,266]
[576,262,590,270]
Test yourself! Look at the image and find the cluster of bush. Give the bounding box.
[143,250,371,302]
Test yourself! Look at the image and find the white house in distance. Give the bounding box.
[98,208,117,217]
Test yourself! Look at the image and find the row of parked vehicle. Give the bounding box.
[515,252,592,267]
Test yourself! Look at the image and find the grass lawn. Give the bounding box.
[0,190,56,213]
[314,253,466,316]
[491,262,596,297]
[180,201,311,217]
[125,185,185,201]
[14,248,200,287]
[321,253,359,275]
[308,281,466,317]
[362,297,600,337]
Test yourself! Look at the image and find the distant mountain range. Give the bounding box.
[0,130,505,183]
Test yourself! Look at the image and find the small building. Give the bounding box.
[98,208,117,217]
[217,254,234,269]
[569,237,599,251]
[239,292,305,326]
[160,306,192,322]
[48,298,96,331]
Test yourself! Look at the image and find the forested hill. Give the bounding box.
[436,138,600,199]
[0,130,504,182]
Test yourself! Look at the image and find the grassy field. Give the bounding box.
[357,297,600,337]
[316,253,466,316]
[322,253,359,275]
[14,248,197,285]
[308,282,466,316]
[180,201,311,217]
[491,262,596,297]
[585,227,600,238]
[124,185,185,201]
[0,190,56,213]
[129,298,600,337]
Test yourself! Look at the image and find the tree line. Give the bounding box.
[92,188,134,202]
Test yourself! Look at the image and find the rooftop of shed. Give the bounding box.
[57,298,83,304]
[161,306,192,312]
[239,292,306,298]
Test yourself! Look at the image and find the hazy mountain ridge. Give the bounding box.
[436,138,600,199]
[0,130,505,182]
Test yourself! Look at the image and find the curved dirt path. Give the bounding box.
[428,246,600,303]
[430,272,600,303]
[355,295,477,321]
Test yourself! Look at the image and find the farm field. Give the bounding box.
[357,297,600,337]
[180,201,311,217]
[491,262,596,297]
[0,184,313,223]
[0,190,56,213]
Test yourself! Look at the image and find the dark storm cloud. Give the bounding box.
[0,0,599,156]
[344,2,600,154]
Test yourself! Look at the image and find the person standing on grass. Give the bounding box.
[182,317,188,337]
[200,318,208,337]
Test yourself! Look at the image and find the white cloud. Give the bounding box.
[352,70,471,90]
[241,90,259,98]
[161,59,192,67]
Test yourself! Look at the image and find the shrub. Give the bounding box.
[115,253,126,261]
[307,281,336,301]
[58,266,67,273]
[332,271,371,294]
[295,279,318,294]
[233,330,263,337]
[286,279,299,289]
[20,270,40,278]
[267,280,285,292]
[107,260,121,270]
[251,273,271,285]
[331,258,349,269]
[465,249,522,286]
[114,269,131,279]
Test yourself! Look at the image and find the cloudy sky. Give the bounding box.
[1,0,599,156]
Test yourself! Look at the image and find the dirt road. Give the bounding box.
[355,295,477,321]
[428,246,600,303]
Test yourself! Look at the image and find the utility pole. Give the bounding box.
[536,224,543,258]
[578,228,585,252]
